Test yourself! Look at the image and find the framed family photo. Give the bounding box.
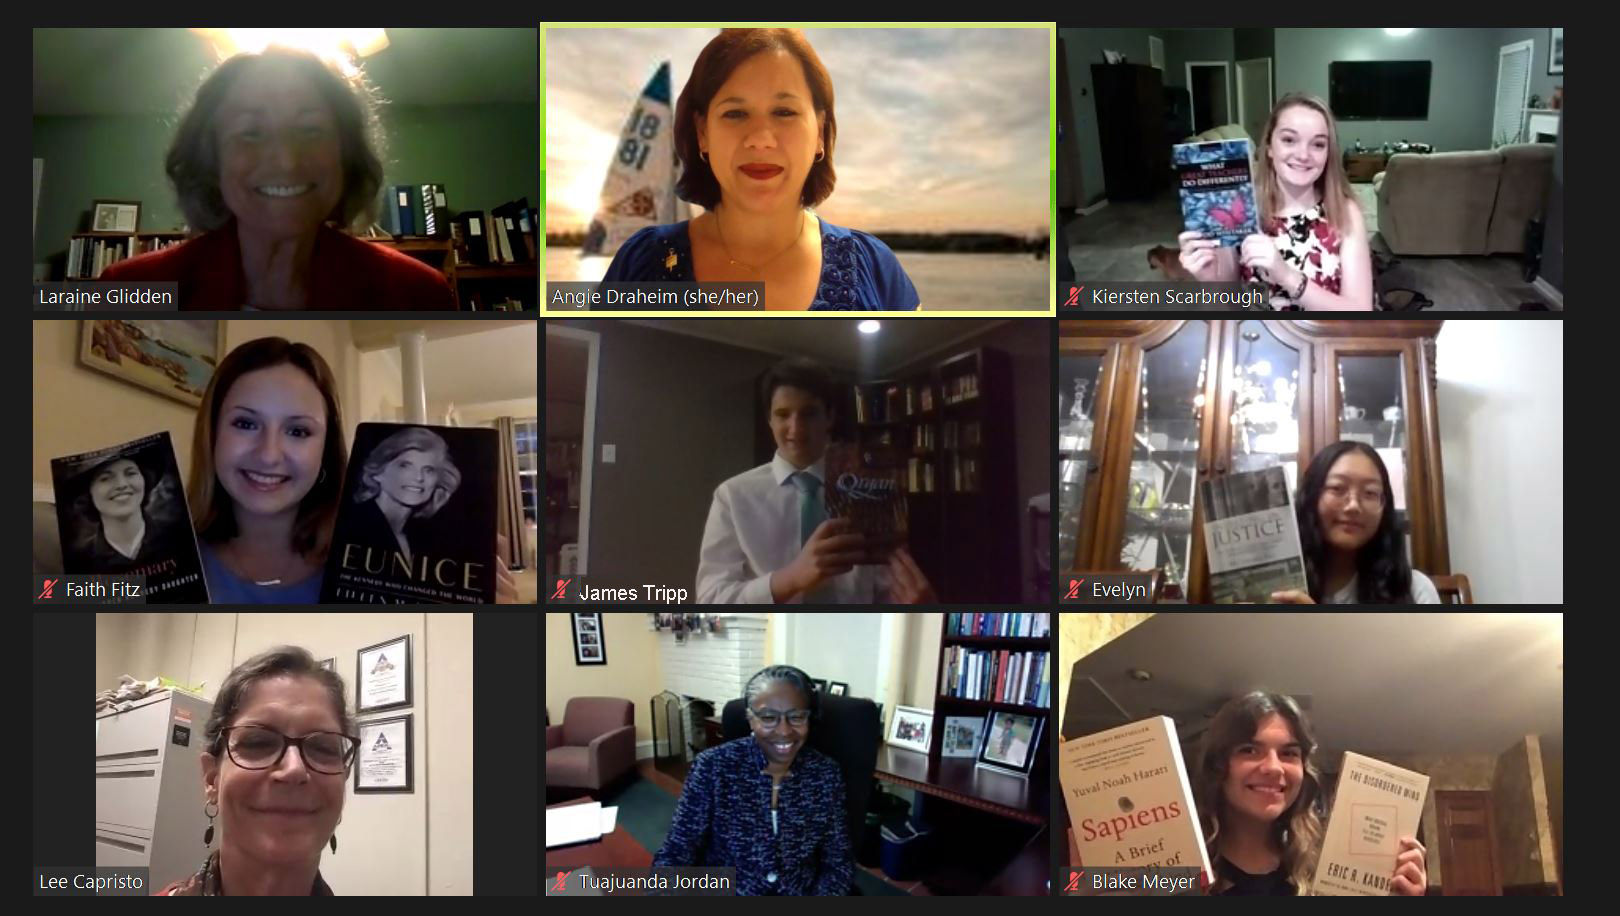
[572,612,606,665]
[977,710,1044,777]
[887,705,934,754]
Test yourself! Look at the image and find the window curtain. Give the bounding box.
[494,416,526,569]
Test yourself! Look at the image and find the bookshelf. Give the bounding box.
[65,231,186,279]
[851,347,1016,603]
[929,613,1052,797]
[365,237,536,310]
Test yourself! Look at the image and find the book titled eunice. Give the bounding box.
[1060,716,1211,888]
[320,423,499,604]
[1199,466,1309,603]
[1312,752,1430,896]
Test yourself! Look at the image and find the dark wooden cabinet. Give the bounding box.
[1058,320,1449,602]
[1090,63,1168,199]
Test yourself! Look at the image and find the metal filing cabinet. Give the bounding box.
[95,690,214,889]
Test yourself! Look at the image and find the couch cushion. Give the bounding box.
[562,697,633,747]
[1487,143,1555,254]
[1377,151,1502,256]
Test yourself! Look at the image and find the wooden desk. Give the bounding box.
[874,746,1047,825]
[545,797,652,869]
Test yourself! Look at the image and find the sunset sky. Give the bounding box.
[545,27,1050,236]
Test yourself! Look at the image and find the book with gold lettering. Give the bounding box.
[1198,466,1308,603]
[1311,752,1429,896]
[823,442,907,564]
[1060,716,1212,890]
[320,423,499,604]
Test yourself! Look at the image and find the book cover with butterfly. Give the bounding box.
[1173,139,1259,246]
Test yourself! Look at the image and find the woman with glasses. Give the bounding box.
[159,646,357,895]
[1270,442,1439,604]
[653,665,853,894]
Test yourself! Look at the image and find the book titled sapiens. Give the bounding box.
[50,431,209,602]
[1199,466,1308,603]
[823,443,908,565]
[1173,139,1259,246]
[1060,716,1212,891]
[320,423,499,604]
[1311,752,1430,896]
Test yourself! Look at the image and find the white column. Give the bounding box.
[399,330,427,423]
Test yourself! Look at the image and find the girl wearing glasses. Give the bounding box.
[653,665,853,894]
[1271,442,1439,604]
[160,646,355,895]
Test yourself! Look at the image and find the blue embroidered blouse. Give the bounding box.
[652,737,853,895]
[599,219,920,310]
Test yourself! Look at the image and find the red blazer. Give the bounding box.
[99,221,456,310]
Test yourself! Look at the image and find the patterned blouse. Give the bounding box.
[653,737,853,895]
[156,852,334,896]
[1241,204,1346,310]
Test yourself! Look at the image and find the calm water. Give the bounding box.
[545,247,1049,310]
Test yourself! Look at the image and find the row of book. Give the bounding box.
[948,612,1051,638]
[66,236,183,279]
[944,373,981,405]
[382,183,451,239]
[451,199,536,266]
[941,646,1050,707]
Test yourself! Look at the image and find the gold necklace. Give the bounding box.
[714,210,806,273]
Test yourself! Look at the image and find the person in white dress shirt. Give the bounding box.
[696,358,935,604]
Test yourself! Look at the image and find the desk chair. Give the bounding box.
[722,694,880,891]
[1430,573,1474,605]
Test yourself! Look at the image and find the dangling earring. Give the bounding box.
[815,149,825,163]
[330,833,338,853]
[700,150,709,163]
[202,798,218,846]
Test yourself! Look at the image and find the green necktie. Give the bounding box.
[790,471,824,546]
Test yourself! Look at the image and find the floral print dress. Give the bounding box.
[1241,205,1343,310]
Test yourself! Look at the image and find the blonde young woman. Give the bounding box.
[1177,94,1373,310]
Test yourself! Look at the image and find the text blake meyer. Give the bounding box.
[573,585,688,603]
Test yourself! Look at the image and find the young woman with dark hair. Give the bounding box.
[1270,441,1439,604]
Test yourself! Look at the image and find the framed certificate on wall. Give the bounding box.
[354,713,413,793]
[356,635,412,714]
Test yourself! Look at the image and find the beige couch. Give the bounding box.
[1374,143,1554,256]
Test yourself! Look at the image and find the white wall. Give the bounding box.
[784,614,883,701]
[1436,321,1562,603]
[93,612,474,895]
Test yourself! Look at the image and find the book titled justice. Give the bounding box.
[1199,466,1309,603]
[320,423,499,604]
[1311,752,1430,896]
[50,431,209,602]
[1060,716,1212,891]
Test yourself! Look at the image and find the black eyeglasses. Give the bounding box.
[748,707,811,729]
[218,725,358,775]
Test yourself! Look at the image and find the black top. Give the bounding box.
[1212,856,1295,896]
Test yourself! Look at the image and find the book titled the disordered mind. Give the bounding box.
[321,423,499,604]
[1060,716,1211,890]
[51,431,209,602]
[1312,752,1430,896]
[1199,466,1308,603]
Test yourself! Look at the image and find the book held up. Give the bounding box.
[1311,752,1430,896]
[1199,466,1309,603]
[1174,139,1260,247]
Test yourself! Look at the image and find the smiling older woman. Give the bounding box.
[159,647,356,896]
[100,47,453,310]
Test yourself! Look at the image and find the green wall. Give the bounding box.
[34,103,536,275]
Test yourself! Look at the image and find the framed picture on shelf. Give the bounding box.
[571,613,606,665]
[828,681,849,697]
[886,705,933,754]
[977,710,1044,777]
[90,199,140,233]
[811,678,829,695]
[942,715,986,758]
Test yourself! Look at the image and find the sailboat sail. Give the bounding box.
[582,62,686,257]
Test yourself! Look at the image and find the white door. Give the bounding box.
[1493,40,1534,146]
[1236,58,1273,143]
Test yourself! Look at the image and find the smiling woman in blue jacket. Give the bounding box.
[652,666,852,895]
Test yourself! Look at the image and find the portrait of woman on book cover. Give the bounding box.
[1176,94,1373,310]
[56,445,203,601]
[98,46,453,310]
[1191,692,1426,895]
[653,666,854,894]
[1268,442,1439,604]
[600,29,920,310]
[350,426,464,568]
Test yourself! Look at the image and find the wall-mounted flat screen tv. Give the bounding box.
[1329,61,1432,120]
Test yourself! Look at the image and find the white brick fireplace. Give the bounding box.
[655,614,768,759]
